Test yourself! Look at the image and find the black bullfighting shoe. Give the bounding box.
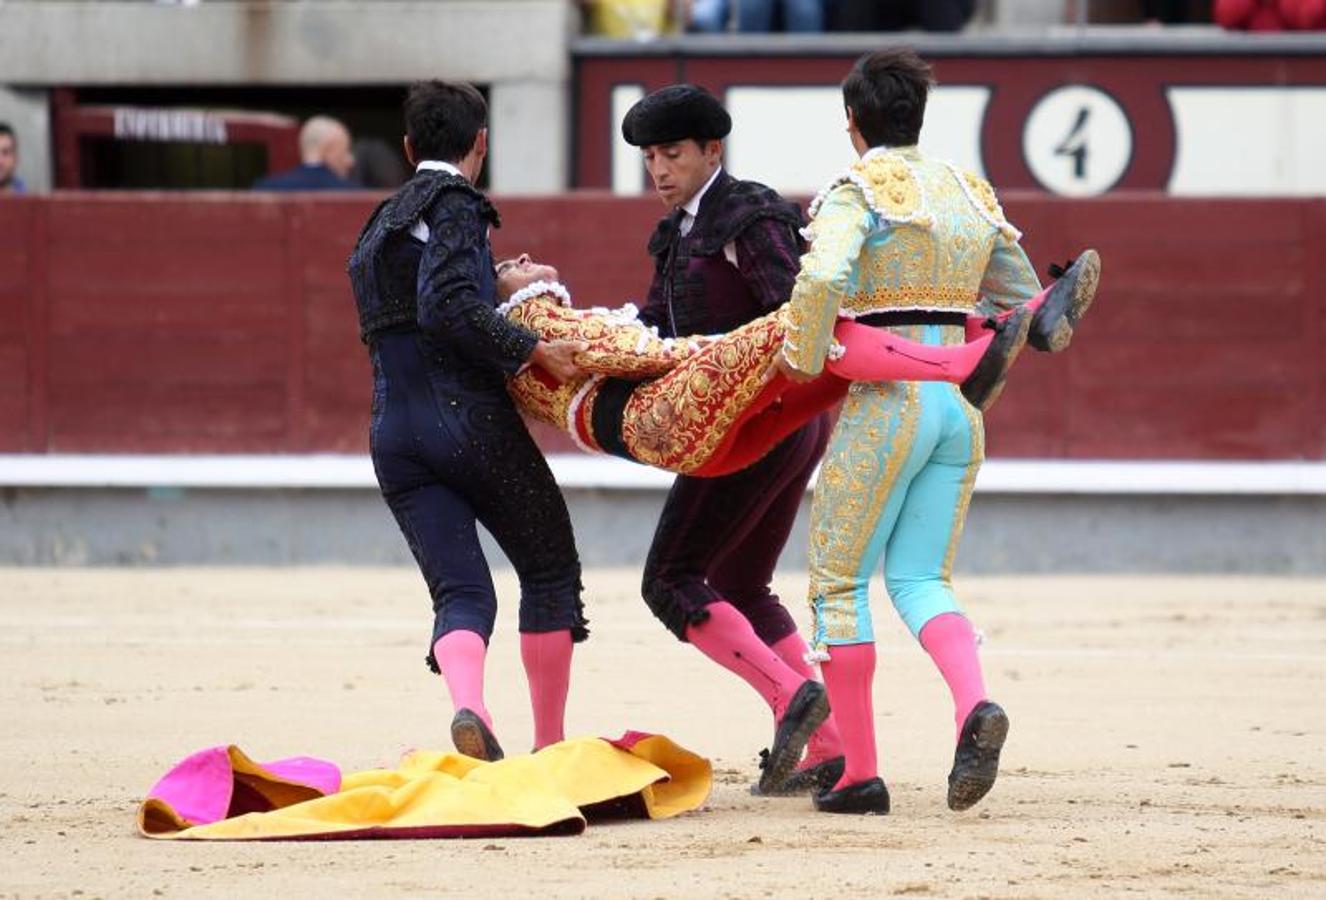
[750,753,846,797]
[947,700,1010,811]
[755,681,831,795]
[960,306,1032,412]
[812,777,891,815]
[451,708,505,762]
[1029,249,1101,353]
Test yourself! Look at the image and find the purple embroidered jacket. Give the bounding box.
[639,171,805,338]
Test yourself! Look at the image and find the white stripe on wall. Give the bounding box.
[611,84,646,196]
[2,454,1324,495]
[724,85,990,196]
[1168,87,1326,196]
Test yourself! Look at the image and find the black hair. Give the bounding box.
[403,81,487,163]
[0,122,15,145]
[841,48,935,148]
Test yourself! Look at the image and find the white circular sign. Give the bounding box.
[1022,85,1132,196]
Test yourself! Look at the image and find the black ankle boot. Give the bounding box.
[1029,249,1101,353]
[756,681,830,795]
[451,708,505,762]
[751,754,845,797]
[960,306,1032,412]
[947,700,1009,811]
[813,777,891,814]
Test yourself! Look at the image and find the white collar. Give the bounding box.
[681,167,723,219]
[860,145,893,163]
[416,159,465,179]
[496,280,573,317]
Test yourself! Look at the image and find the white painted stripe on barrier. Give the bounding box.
[1168,87,1326,196]
[2,454,1326,495]
[971,459,1326,496]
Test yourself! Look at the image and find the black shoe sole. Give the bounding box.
[451,709,505,762]
[1030,249,1101,353]
[757,682,830,795]
[947,705,1009,811]
[961,306,1032,412]
[750,756,845,797]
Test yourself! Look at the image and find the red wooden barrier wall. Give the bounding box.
[2,193,1323,460]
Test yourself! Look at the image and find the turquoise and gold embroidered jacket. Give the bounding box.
[781,146,1041,375]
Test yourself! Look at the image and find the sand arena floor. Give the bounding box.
[1,568,1323,899]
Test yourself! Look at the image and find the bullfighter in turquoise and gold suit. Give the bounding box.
[782,143,1038,815]
[774,49,1094,819]
[784,147,1039,653]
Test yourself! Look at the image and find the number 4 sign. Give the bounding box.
[1022,85,1134,196]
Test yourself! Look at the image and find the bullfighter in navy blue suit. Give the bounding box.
[347,82,589,762]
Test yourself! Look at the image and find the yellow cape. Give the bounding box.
[139,733,711,841]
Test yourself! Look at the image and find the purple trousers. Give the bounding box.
[641,412,831,644]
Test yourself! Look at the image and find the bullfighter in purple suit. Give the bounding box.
[621,84,844,796]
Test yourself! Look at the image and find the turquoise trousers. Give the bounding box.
[808,327,983,648]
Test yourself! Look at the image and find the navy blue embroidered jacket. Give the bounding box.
[348,170,538,375]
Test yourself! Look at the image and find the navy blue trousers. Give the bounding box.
[368,331,587,671]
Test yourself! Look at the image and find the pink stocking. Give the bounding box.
[686,602,807,720]
[918,613,988,741]
[770,632,844,767]
[520,630,574,750]
[830,320,992,382]
[431,630,492,729]
[820,643,879,790]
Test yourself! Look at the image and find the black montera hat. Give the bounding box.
[621,84,732,147]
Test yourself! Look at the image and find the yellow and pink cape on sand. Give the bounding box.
[138,731,710,840]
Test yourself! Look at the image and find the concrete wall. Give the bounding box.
[991,0,1071,27]
[0,1,570,85]
[489,80,568,195]
[3,487,1324,573]
[0,1,572,192]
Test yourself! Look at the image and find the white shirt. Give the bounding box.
[409,160,466,242]
[678,167,738,267]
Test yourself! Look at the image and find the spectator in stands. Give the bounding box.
[1140,0,1201,23]
[578,0,677,38]
[1215,0,1326,29]
[0,123,26,195]
[690,0,826,31]
[252,116,358,191]
[352,137,410,189]
[828,0,975,32]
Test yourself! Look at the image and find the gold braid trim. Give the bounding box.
[851,154,925,223]
[504,291,791,474]
[504,291,703,438]
[507,370,582,432]
[621,313,785,474]
[952,166,1021,242]
[506,294,699,378]
[841,286,978,314]
[941,392,985,581]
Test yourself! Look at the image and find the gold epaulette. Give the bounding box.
[947,164,1022,242]
[807,152,929,227]
[850,154,924,222]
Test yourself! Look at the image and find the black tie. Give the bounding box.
[662,208,686,336]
